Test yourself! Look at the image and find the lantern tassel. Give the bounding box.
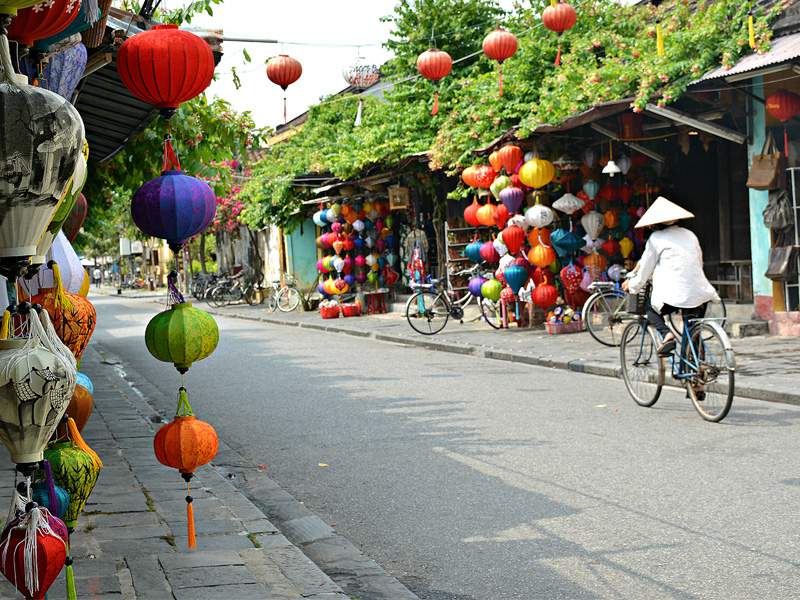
[354,99,363,127]
[431,89,439,116]
[785,125,789,159]
[656,21,665,57]
[555,40,562,67]
[66,555,77,600]
[0,35,19,88]
[186,480,196,549]
[498,67,503,96]
[162,128,181,172]
[0,309,10,339]
[283,95,287,125]
[43,460,58,517]
[177,387,194,417]
[67,417,103,470]
[51,263,74,313]
[748,12,755,48]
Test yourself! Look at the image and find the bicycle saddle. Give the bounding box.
[430,278,444,285]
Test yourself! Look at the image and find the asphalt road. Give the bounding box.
[91,293,800,600]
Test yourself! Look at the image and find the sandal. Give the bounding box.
[657,338,676,357]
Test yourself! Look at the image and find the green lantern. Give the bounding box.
[0,1,40,15]
[481,278,503,302]
[145,303,219,373]
[44,435,101,529]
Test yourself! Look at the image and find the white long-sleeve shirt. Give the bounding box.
[627,226,720,312]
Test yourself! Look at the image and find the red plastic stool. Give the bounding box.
[365,292,387,315]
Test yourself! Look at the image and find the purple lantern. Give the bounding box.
[131,170,216,253]
[355,272,367,284]
[344,274,355,287]
[480,241,500,264]
[499,187,523,215]
[469,276,487,297]
[317,258,329,273]
[318,283,330,297]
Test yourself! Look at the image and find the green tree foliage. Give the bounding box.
[239,0,777,231]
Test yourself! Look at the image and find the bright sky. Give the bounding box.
[190,0,517,132]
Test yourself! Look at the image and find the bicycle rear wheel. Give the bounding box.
[583,291,627,346]
[208,285,228,308]
[264,288,278,311]
[479,297,502,329]
[277,287,300,312]
[406,292,449,335]
[684,322,735,422]
[620,321,664,407]
[668,298,726,336]
[244,285,259,306]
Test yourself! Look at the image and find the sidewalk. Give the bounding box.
[0,342,419,600]
[187,296,800,407]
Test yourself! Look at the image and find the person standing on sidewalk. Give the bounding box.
[93,267,101,288]
[621,197,719,357]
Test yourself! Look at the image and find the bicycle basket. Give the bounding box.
[624,291,647,315]
[283,274,296,286]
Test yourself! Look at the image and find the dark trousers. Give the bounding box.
[645,301,706,339]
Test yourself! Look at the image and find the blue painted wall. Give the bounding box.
[748,77,773,299]
[285,219,318,289]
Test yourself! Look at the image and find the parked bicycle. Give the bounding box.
[263,273,301,312]
[405,263,498,335]
[192,272,221,301]
[208,272,258,307]
[619,287,736,422]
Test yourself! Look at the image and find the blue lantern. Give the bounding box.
[465,240,483,263]
[503,265,528,294]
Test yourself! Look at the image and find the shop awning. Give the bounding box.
[697,31,800,82]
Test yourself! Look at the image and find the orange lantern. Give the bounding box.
[542,1,578,66]
[528,227,552,248]
[462,166,479,188]
[489,151,502,173]
[416,47,452,115]
[474,165,497,189]
[482,28,518,95]
[528,244,556,268]
[604,210,620,229]
[61,384,93,435]
[584,252,607,272]
[154,387,219,549]
[498,144,523,175]
[477,203,497,227]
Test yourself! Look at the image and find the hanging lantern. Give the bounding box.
[550,229,584,257]
[620,236,634,258]
[462,166,479,188]
[416,47,452,116]
[154,387,218,549]
[604,210,620,229]
[31,460,71,521]
[552,193,585,214]
[524,204,555,229]
[481,278,503,302]
[6,0,79,51]
[528,244,556,268]
[498,144,523,175]
[31,262,96,362]
[502,225,525,255]
[493,203,511,228]
[499,186,523,215]
[464,198,481,226]
[474,165,497,189]
[618,183,634,203]
[145,302,219,374]
[766,89,800,157]
[553,154,582,171]
[44,421,101,529]
[560,262,582,292]
[0,72,84,280]
[476,203,496,227]
[581,211,605,240]
[489,151,502,173]
[585,251,608,272]
[117,24,215,120]
[490,174,511,200]
[469,276,487,297]
[519,158,555,189]
[266,54,302,123]
[62,382,92,434]
[131,170,216,254]
[480,241,500,263]
[62,193,87,243]
[465,239,483,263]
[532,282,559,308]
[542,1,577,66]
[583,180,600,201]
[342,56,380,126]
[482,28,517,95]
[528,227,552,248]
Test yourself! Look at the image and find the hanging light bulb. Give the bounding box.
[602,140,621,177]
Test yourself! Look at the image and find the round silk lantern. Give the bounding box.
[317,258,328,273]
[583,180,600,201]
[266,55,302,88]
[500,286,516,305]
[620,237,634,258]
[499,186,523,215]
[560,262,582,292]
[75,372,92,395]
[117,24,215,120]
[355,255,366,267]
[474,165,497,189]
[493,203,511,228]
[462,166,479,188]
[502,225,525,255]
[528,244,556,268]
[44,433,102,529]
[490,175,511,200]
[481,278,502,302]
[500,253,515,270]
[62,193,87,243]
[493,237,508,257]
[602,239,620,257]
[416,48,452,115]
[766,89,800,122]
[581,211,604,240]
[503,265,528,293]
[145,303,219,373]
[519,158,555,189]
[155,391,218,476]
[532,283,559,308]
[528,227,552,248]
[524,204,555,229]
[32,264,97,362]
[469,276,487,297]
[0,77,84,279]
[465,240,483,263]
[498,144,523,175]
[582,147,598,168]
[31,469,70,521]
[482,28,517,95]
[476,203,496,227]
[604,210,620,229]
[532,267,554,286]
[585,252,607,272]
[480,241,500,263]
[131,170,216,253]
[64,383,93,434]
[618,183,634,204]
[542,1,578,66]
[313,210,326,227]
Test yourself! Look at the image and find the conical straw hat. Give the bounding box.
[634,197,695,229]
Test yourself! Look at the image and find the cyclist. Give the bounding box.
[621,196,720,357]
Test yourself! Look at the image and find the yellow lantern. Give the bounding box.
[519,159,555,189]
[620,237,634,258]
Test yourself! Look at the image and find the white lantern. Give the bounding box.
[365,254,376,267]
[552,193,585,214]
[352,219,365,232]
[524,205,554,229]
[493,238,508,257]
[333,257,344,272]
[499,254,515,269]
[581,211,605,240]
[616,154,632,175]
[342,56,380,89]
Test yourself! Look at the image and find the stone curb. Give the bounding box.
[97,341,421,600]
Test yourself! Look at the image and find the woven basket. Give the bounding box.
[81,0,113,49]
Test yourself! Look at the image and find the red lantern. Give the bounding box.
[502,225,525,255]
[0,511,67,599]
[532,283,559,308]
[482,28,517,95]
[462,166,479,188]
[117,24,215,120]
[542,1,577,66]
[498,145,523,175]
[417,48,452,115]
[473,165,497,189]
[602,239,620,256]
[533,266,555,286]
[267,54,303,124]
[493,203,511,228]
[62,193,87,244]
[500,286,516,304]
[464,197,481,227]
[560,263,582,292]
[618,183,634,204]
[7,0,78,49]
[766,89,800,157]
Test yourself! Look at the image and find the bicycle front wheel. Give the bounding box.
[406,292,449,335]
[244,286,259,306]
[264,288,278,311]
[583,291,627,346]
[620,321,664,407]
[208,286,228,308]
[684,322,735,422]
[479,297,502,329]
[277,287,300,312]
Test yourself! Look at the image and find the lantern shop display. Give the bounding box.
[117,24,215,120]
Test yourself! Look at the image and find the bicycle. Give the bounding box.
[208,273,258,307]
[405,264,495,335]
[263,274,300,312]
[619,289,736,422]
[192,272,221,301]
